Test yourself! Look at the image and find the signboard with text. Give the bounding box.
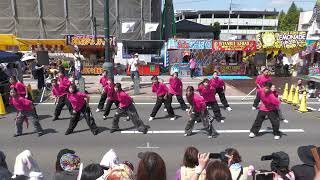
[168,39,212,49]
[212,40,256,52]
[257,31,307,49]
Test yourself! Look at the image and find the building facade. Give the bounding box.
[175,10,279,40]
[298,0,320,41]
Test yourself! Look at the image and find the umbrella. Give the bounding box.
[0,50,20,63]
[21,54,36,62]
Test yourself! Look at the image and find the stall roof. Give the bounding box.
[176,19,214,33]
[122,40,164,49]
[0,50,20,63]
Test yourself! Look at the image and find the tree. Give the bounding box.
[280,2,301,31]
[278,10,286,31]
[212,22,221,40]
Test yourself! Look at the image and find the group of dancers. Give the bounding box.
[7,67,286,139]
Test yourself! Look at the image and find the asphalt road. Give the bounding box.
[1,97,320,179]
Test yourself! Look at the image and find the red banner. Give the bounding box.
[212,40,256,52]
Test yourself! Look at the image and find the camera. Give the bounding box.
[209,152,228,162]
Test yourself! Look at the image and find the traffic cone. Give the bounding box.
[287,85,295,104]
[298,91,308,113]
[292,87,300,106]
[281,83,289,102]
[27,84,34,100]
[0,94,6,115]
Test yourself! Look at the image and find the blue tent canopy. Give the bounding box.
[0,50,20,63]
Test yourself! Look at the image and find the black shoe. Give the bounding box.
[13,134,21,137]
[142,128,148,134]
[65,131,72,135]
[110,128,120,133]
[38,131,44,137]
[212,130,219,138]
[92,129,99,136]
[52,117,59,121]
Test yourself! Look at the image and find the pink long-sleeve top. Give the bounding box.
[256,74,272,89]
[152,82,168,97]
[100,76,109,87]
[67,92,88,112]
[168,77,183,96]
[52,85,65,97]
[59,76,71,93]
[10,82,26,97]
[105,84,118,101]
[9,96,32,111]
[258,88,281,112]
[198,85,216,103]
[192,93,207,112]
[117,91,133,108]
[209,77,225,89]
[189,58,197,69]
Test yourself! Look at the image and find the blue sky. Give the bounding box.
[173,0,316,12]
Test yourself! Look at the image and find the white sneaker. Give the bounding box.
[184,133,188,137]
[252,107,256,110]
[283,119,289,123]
[149,117,154,122]
[126,116,130,120]
[274,136,280,140]
[208,135,212,139]
[220,120,225,123]
[170,116,176,121]
[226,107,232,111]
[185,109,189,112]
[249,132,256,138]
[318,108,320,112]
[103,115,107,119]
[96,109,101,112]
[164,108,167,112]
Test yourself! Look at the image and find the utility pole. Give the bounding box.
[228,0,233,33]
[103,0,114,79]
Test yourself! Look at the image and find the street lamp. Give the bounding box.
[103,0,114,79]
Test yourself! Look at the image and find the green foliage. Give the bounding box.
[212,22,221,40]
[278,2,301,31]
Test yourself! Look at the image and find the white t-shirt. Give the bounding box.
[129,58,139,72]
[282,57,290,66]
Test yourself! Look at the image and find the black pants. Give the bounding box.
[250,110,281,136]
[97,92,108,110]
[215,88,229,108]
[66,106,99,135]
[190,68,196,78]
[112,104,148,132]
[103,100,119,117]
[54,95,73,118]
[167,93,188,110]
[206,101,222,121]
[185,110,216,136]
[283,64,290,77]
[253,92,260,108]
[150,96,175,118]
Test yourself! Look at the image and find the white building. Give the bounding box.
[298,1,320,41]
[175,10,279,40]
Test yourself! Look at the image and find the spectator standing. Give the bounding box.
[174,147,206,180]
[35,63,45,90]
[282,54,291,77]
[74,57,82,80]
[189,56,197,78]
[137,151,167,180]
[128,53,140,81]
[5,63,18,78]
[11,150,44,180]
[0,150,12,180]
[16,61,26,83]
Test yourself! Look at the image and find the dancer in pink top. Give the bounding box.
[167,72,188,111]
[110,83,149,134]
[66,84,99,136]
[103,78,120,119]
[249,82,281,140]
[149,76,176,121]
[198,79,223,123]
[96,70,109,112]
[9,76,27,98]
[252,68,272,109]
[209,71,232,111]
[51,79,73,121]
[185,86,219,138]
[9,88,44,137]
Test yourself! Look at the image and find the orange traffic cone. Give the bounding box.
[298,91,308,113]
[0,94,6,115]
[287,85,295,104]
[281,83,289,102]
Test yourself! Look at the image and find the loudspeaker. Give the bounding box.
[37,51,49,65]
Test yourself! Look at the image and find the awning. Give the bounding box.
[16,38,72,53]
[0,50,20,63]
[0,34,29,51]
[122,40,164,50]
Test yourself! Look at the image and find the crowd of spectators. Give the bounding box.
[0,145,319,180]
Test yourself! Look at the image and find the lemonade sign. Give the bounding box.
[257,32,307,49]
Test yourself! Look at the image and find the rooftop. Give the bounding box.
[176,10,279,16]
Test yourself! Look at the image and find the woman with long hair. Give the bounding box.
[66,84,99,135]
[137,151,166,180]
[185,86,218,138]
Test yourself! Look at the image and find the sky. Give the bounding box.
[173,0,316,12]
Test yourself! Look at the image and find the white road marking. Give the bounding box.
[36,102,320,105]
[136,142,160,149]
[121,129,305,134]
